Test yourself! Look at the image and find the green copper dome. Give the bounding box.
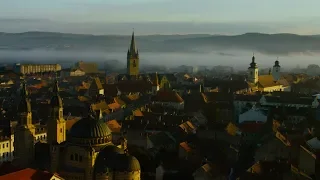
[68,115,111,139]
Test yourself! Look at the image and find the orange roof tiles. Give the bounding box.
[78,96,91,102]
[133,109,144,117]
[258,75,280,88]
[0,168,62,180]
[152,91,184,103]
[66,117,81,131]
[108,102,121,111]
[180,142,192,152]
[225,122,239,136]
[127,93,140,101]
[114,97,126,106]
[179,121,196,134]
[92,101,109,111]
[106,120,121,133]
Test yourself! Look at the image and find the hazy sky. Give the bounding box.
[1,0,319,23]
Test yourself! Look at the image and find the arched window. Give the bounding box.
[79,156,83,162]
[133,60,136,67]
[70,154,74,160]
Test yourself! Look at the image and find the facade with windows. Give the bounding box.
[0,134,14,163]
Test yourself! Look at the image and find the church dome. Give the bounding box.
[94,145,125,173]
[95,151,140,173]
[68,114,111,140]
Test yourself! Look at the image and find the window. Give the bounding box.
[79,156,83,162]
[2,144,4,148]
[70,154,74,160]
[60,128,62,133]
[133,60,136,67]
[75,154,78,161]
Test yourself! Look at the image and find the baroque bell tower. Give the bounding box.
[248,54,259,84]
[47,77,66,144]
[127,30,139,76]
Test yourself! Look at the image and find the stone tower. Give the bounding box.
[248,54,259,84]
[47,78,66,145]
[127,31,139,76]
[14,81,36,167]
[272,58,281,81]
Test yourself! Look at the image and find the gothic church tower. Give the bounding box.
[127,31,140,76]
[14,81,36,167]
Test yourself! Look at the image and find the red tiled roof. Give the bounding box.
[0,168,60,180]
[152,91,184,103]
[239,122,264,133]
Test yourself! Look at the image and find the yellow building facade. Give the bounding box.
[20,64,62,74]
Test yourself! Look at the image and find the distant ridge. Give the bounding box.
[1,31,319,37]
[1,31,320,55]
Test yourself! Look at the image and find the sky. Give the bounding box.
[0,0,320,34]
[1,0,319,23]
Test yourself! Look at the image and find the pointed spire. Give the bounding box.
[200,84,203,93]
[250,53,257,68]
[155,72,159,86]
[18,80,31,113]
[50,74,62,107]
[52,79,59,95]
[274,57,280,67]
[20,80,28,98]
[252,52,255,62]
[129,29,136,54]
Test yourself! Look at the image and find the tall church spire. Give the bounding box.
[50,78,62,108]
[127,30,140,76]
[47,76,66,144]
[14,79,36,167]
[17,81,32,117]
[129,30,137,54]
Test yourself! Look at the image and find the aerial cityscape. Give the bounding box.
[0,1,320,180]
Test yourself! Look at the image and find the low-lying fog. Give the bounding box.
[0,49,318,71]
